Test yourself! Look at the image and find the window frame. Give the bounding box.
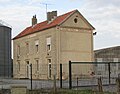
[46,37,51,52]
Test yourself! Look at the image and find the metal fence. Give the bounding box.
[0,62,120,92]
[68,61,120,92]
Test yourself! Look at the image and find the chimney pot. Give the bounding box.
[32,15,37,26]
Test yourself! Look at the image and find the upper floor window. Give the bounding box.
[46,37,51,52]
[35,40,39,53]
[26,42,29,54]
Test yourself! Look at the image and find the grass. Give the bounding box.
[29,89,115,94]
[57,89,93,94]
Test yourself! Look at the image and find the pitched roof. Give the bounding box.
[13,9,95,40]
[13,10,77,40]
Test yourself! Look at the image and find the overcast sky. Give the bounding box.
[0,0,120,50]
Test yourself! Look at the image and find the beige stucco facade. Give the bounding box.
[13,11,94,79]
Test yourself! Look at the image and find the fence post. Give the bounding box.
[77,77,78,89]
[53,74,56,94]
[60,64,62,88]
[116,78,120,94]
[69,61,72,89]
[98,77,103,94]
[30,64,32,90]
[108,63,111,84]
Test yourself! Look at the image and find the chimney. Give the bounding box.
[32,15,37,26]
[47,11,57,22]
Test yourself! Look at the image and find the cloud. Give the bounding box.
[0,0,11,3]
[79,0,120,49]
[0,0,119,49]
[0,0,56,38]
[81,0,120,34]
[28,0,55,5]
[0,2,46,37]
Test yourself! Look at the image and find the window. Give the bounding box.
[26,42,29,54]
[74,18,78,23]
[48,59,51,78]
[26,61,29,78]
[17,61,20,71]
[46,37,51,52]
[36,60,39,71]
[17,45,20,56]
[47,45,51,51]
[35,40,39,53]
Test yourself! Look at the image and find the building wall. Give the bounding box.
[61,12,91,29]
[13,11,94,79]
[59,12,94,78]
[13,27,57,79]
[59,28,93,78]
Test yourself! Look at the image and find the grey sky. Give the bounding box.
[0,0,120,50]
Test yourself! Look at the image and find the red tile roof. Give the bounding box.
[13,10,77,40]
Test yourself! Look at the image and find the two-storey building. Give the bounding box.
[13,10,95,79]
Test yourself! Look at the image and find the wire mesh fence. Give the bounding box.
[0,62,119,93]
[69,61,120,92]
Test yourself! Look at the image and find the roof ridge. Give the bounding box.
[57,9,77,17]
[20,9,77,29]
[35,9,77,26]
[13,9,80,40]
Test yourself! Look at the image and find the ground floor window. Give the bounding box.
[26,61,30,78]
[48,59,51,78]
[17,61,20,72]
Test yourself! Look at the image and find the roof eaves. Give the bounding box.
[78,11,95,30]
[13,25,57,40]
